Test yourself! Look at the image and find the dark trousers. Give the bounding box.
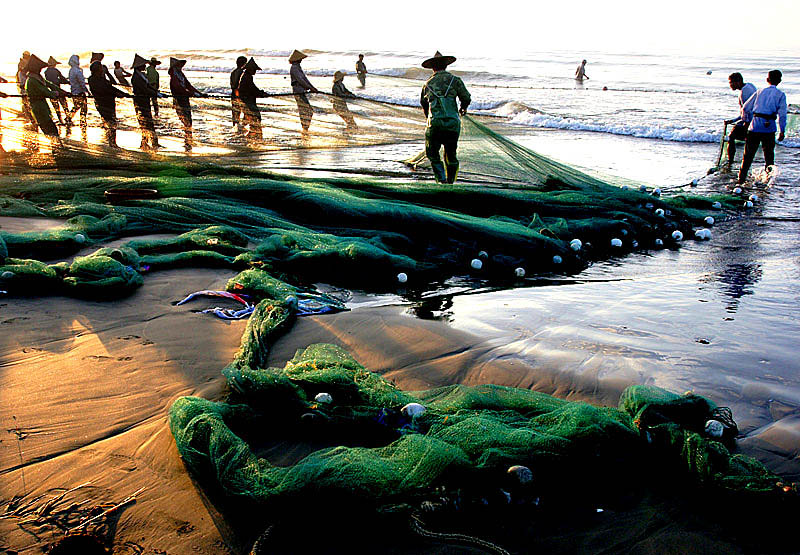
[231,95,244,125]
[133,98,158,148]
[294,93,313,131]
[425,127,459,165]
[727,124,748,163]
[738,131,776,183]
[151,96,159,115]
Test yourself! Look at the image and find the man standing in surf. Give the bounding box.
[575,59,589,81]
[420,51,470,184]
[737,70,787,185]
[724,72,756,169]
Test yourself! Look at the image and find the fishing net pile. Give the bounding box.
[168,295,791,516]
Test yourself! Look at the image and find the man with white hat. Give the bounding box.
[420,51,471,183]
[44,57,70,125]
[131,54,160,150]
[288,50,318,132]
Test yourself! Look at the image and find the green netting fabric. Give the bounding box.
[168,298,786,512]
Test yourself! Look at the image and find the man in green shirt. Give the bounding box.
[420,51,470,183]
[146,57,161,116]
[24,54,61,139]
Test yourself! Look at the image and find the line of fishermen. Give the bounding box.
[724,69,788,184]
[4,50,470,183]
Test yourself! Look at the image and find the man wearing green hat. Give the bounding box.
[420,51,470,184]
[24,54,61,139]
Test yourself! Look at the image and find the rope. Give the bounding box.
[409,512,511,555]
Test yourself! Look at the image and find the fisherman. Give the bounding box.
[44,57,71,125]
[16,51,35,125]
[230,56,247,127]
[24,54,61,140]
[356,54,367,88]
[575,59,589,81]
[87,60,129,148]
[420,51,471,184]
[737,70,787,185]
[90,53,117,84]
[723,72,756,168]
[146,57,161,115]
[237,57,269,139]
[288,50,318,133]
[169,57,204,151]
[131,54,161,150]
[113,61,132,87]
[67,55,89,131]
[331,71,357,130]
[0,76,7,152]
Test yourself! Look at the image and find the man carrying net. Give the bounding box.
[420,51,470,184]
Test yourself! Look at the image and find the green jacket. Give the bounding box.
[25,74,59,124]
[420,70,470,133]
[146,66,159,88]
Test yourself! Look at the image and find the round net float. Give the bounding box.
[705,419,724,439]
[748,194,759,202]
[652,188,661,197]
[552,255,562,264]
[645,203,654,210]
[569,238,582,251]
[671,230,683,241]
[401,402,426,418]
[655,208,665,217]
[621,185,630,190]
[632,240,639,248]
[691,179,699,186]
[507,465,534,485]
[314,392,333,404]
[470,258,483,270]
[397,272,408,283]
[744,200,754,208]
[712,201,722,209]
[654,238,664,247]
[514,267,526,278]
[704,216,715,226]
[478,250,489,260]
[74,233,86,244]
[610,238,623,248]
[620,229,628,236]
[639,185,648,192]
[733,187,743,195]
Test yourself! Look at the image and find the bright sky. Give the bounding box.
[1,0,798,59]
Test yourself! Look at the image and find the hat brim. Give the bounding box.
[422,55,456,69]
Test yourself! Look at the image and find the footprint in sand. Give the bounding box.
[117,356,133,361]
[85,355,114,360]
[2,316,30,324]
[116,335,141,340]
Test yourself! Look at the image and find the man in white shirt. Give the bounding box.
[723,72,756,168]
[737,70,787,185]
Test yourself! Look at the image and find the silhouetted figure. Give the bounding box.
[16,51,34,125]
[332,71,357,131]
[91,52,117,84]
[113,61,132,87]
[131,54,160,150]
[356,54,367,88]
[169,57,204,151]
[237,57,268,139]
[420,51,470,183]
[289,50,318,133]
[25,54,61,140]
[44,56,71,124]
[0,76,7,152]
[575,59,589,81]
[230,55,247,127]
[723,72,756,167]
[146,57,161,115]
[88,61,129,148]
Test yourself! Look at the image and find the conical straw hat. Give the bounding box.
[47,56,60,66]
[288,50,307,63]
[170,57,187,69]
[333,70,345,82]
[421,51,456,69]
[131,54,148,69]
[26,54,48,73]
[243,57,261,72]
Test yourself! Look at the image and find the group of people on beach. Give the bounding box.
[724,69,788,184]
[2,50,377,152]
